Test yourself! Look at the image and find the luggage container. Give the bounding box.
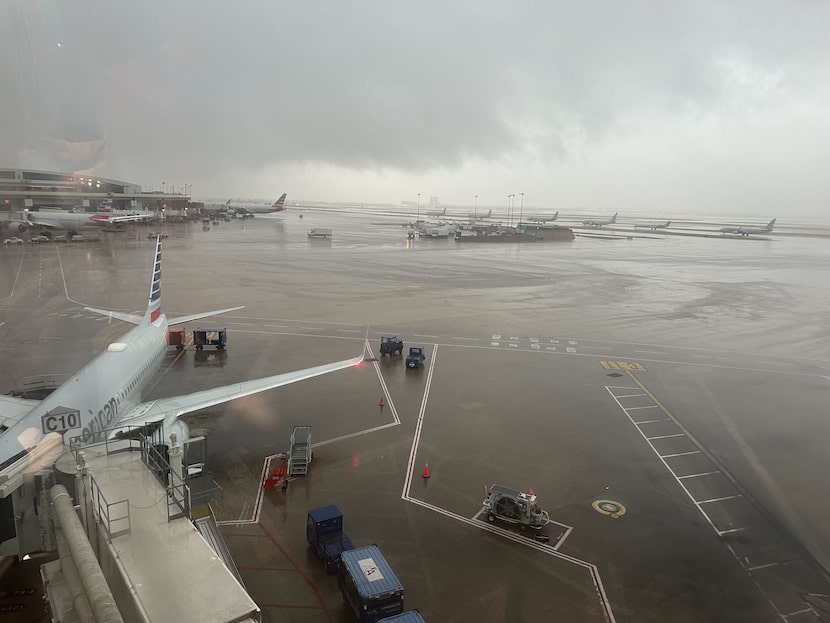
[193,328,226,350]
[378,611,426,622]
[339,545,404,622]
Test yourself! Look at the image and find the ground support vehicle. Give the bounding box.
[193,328,226,350]
[308,227,332,239]
[288,425,312,476]
[3,237,24,245]
[406,346,426,369]
[339,545,404,622]
[379,336,404,356]
[307,505,355,573]
[483,485,551,539]
[167,327,186,350]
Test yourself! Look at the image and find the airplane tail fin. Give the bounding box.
[85,236,243,326]
[611,212,618,222]
[486,209,492,217]
[767,218,776,230]
[271,193,287,210]
[97,192,114,213]
[553,211,559,219]
[226,199,232,205]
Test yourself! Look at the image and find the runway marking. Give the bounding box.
[225,322,254,326]
[614,393,647,399]
[337,329,362,333]
[698,495,742,504]
[646,433,685,440]
[263,324,288,329]
[601,361,646,371]
[782,608,813,619]
[452,336,478,341]
[678,472,720,479]
[747,562,780,572]
[395,346,616,622]
[413,334,439,338]
[634,350,666,355]
[633,418,669,424]
[607,375,803,622]
[627,405,659,411]
[301,326,323,331]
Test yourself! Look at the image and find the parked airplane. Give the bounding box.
[525,211,558,223]
[227,193,287,215]
[634,220,671,230]
[24,194,151,235]
[582,212,618,227]
[426,207,446,217]
[0,236,363,473]
[720,219,776,236]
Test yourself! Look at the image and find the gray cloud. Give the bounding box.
[2,1,829,213]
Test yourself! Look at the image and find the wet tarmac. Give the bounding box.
[1,211,829,622]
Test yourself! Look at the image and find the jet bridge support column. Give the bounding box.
[50,484,124,623]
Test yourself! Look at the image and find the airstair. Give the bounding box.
[288,426,312,476]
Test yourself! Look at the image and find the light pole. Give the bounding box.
[162,181,166,194]
[519,192,524,230]
[417,193,420,226]
[474,194,478,220]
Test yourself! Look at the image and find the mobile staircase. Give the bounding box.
[288,426,313,476]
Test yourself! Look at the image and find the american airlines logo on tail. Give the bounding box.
[270,193,287,212]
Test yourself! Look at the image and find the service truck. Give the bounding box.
[339,545,404,622]
[306,505,354,573]
[308,227,332,239]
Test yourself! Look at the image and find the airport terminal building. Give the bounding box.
[0,167,193,221]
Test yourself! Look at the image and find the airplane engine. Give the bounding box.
[1,220,28,232]
[168,419,191,445]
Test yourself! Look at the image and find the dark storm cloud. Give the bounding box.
[1,1,828,210]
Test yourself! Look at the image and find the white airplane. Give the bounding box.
[24,194,151,235]
[426,207,446,218]
[0,236,363,473]
[582,212,618,227]
[634,220,671,230]
[227,193,287,215]
[720,218,776,236]
[524,211,558,224]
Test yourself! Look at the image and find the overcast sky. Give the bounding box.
[1,1,828,216]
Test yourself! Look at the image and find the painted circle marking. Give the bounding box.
[592,499,626,519]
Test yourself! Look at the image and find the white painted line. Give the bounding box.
[718,527,746,535]
[627,405,659,411]
[614,393,647,399]
[337,329,362,333]
[263,324,288,329]
[698,495,741,504]
[635,350,666,355]
[678,472,720,479]
[225,322,254,326]
[783,608,813,618]
[580,345,612,350]
[414,334,439,338]
[301,326,324,331]
[633,418,670,424]
[607,386,639,390]
[747,562,780,572]
[693,355,729,360]
[452,336,478,341]
[661,451,701,458]
[646,433,685,440]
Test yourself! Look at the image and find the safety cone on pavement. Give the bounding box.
[379,395,385,407]
[528,487,534,496]
[422,462,430,479]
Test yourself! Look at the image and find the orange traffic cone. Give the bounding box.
[422,462,430,479]
[379,395,385,407]
[528,487,534,495]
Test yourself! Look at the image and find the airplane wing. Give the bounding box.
[108,214,154,223]
[84,306,143,324]
[113,354,363,431]
[0,395,39,429]
[167,306,245,326]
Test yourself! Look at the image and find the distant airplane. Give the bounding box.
[426,207,446,217]
[634,220,671,230]
[472,209,492,221]
[227,193,287,215]
[582,212,618,227]
[720,219,776,236]
[525,211,559,224]
[24,194,151,235]
[0,236,363,474]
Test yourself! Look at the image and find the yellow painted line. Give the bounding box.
[601,360,646,371]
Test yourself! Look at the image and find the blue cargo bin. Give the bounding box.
[339,545,404,622]
[378,611,426,622]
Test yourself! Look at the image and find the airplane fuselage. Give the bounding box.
[28,211,111,233]
[0,315,168,465]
